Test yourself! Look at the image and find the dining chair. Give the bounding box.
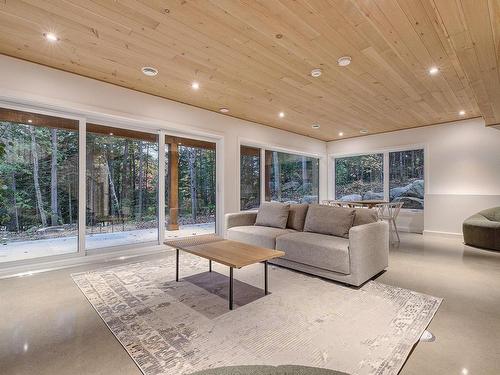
[375,202,404,243]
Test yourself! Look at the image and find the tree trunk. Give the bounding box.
[30,126,47,227]
[122,140,130,216]
[104,151,120,216]
[144,143,149,213]
[272,152,281,201]
[189,148,197,221]
[50,128,58,226]
[137,141,144,220]
[12,172,20,232]
[301,156,308,184]
[68,180,72,225]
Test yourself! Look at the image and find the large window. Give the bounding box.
[335,154,384,201]
[389,149,424,209]
[0,108,79,262]
[165,136,216,238]
[86,124,158,250]
[0,105,222,266]
[334,148,424,209]
[265,150,319,204]
[240,146,261,210]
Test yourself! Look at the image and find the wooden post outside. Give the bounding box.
[168,141,179,230]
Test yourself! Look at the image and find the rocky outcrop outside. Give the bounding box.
[337,179,424,209]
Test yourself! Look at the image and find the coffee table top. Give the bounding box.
[164,234,285,268]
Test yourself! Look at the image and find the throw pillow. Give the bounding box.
[255,202,290,229]
[353,208,378,226]
[304,204,355,238]
[286,204,309,231]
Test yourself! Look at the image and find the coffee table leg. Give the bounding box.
[264,260,268,295]
[175,249,179,282]
[229,267,234,310]
[209,259,212,272]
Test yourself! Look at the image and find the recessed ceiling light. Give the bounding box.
[359,129,368,134]
[337,56,352,67]
[279,112,285,118]
[338,132,344,136]
[141,66,158,76]
[109,132,114,136]
[429,66,439,75]
[219,108,229,113]
[311,68,322,78]
[459,110,466,116]
[191,81,200,90]
[311,124,320,129]
[43,32,59,42]
[27,119,33,123]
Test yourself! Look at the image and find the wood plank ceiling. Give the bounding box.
[0,0,498,141]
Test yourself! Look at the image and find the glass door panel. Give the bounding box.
[0,107,79,262]
[86,124,158,250]
[165,136,216,238]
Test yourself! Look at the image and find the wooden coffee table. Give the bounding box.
[164,235,285,310]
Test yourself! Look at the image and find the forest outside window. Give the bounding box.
[240,146,260,210]
[335,154,384,201]
[86,124,159,250]
[265,150,319,204]
[389,149,424,209]
[0,107,79,262]
[165,136,216,236]
[334,148,425,210]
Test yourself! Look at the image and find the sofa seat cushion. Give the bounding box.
[276,232,350,274]
[227,225,296,249]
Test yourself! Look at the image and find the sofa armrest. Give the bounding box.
[224,211,257,231]
[348,221,389,286]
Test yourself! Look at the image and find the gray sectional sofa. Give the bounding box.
[225,202,389,286]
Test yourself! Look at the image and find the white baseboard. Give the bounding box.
[423,230,463,240]
[398,226,423,234]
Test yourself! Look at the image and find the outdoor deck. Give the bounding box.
[0,223,215,263]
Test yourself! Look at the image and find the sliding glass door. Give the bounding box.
[165,136,216,238]
[86,124,159,250]
[0,106,219,266]
[0,107,79,262]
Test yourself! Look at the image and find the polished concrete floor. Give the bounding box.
[0,233,499,374]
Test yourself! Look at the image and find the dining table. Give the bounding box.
[347,200,388,209]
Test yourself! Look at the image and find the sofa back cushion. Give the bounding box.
[255,202,290,229]
[287,204,309,231]
[480,206,500,222]
[353,208,378,226]
[303,205,355,238]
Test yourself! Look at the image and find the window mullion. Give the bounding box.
[383,152,390,202]
[158,131,166,245]
[78,119,86,255]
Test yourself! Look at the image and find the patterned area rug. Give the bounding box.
[72,253,442,375]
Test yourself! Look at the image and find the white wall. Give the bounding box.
[327,118,500,236]
[0,55,327,234]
